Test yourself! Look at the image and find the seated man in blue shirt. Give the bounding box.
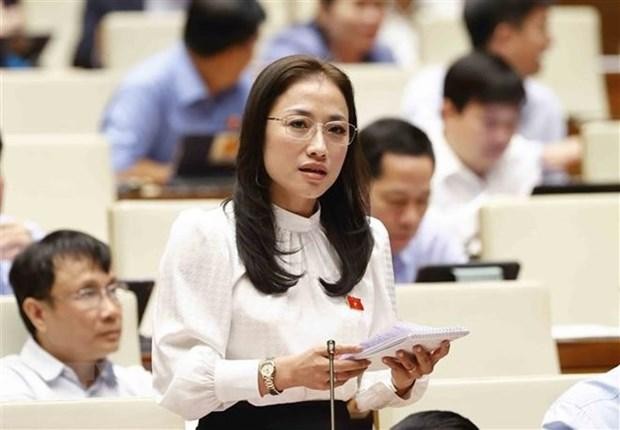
[261,0,394,64]
[360,118,467,283]
[102,0,265,184]
[0,230,153,400]
[542,365,619,430]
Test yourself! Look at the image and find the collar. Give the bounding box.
[273,204,321,233]
[430,130,488,187]
[173,44,210,106]
[20,337,116,385]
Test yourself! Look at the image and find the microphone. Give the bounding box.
[327,339,336,430]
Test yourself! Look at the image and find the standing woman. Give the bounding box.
[152,55,450,429]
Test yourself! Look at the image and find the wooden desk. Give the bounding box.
[606,72,620,120]
[557,337,620,374]
[118,183,233,200]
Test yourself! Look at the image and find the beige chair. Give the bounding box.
[22,0,83,68]
[537,6,609,122]
[108,199,223,281]
[480,194,620,327]
[99,11,183,70]
[1,134,115,241]
[0,70,120,134]
[415,9,469,66]
[378,373,593,430]
[582,121,620,183]
[337,64,415,128]
[0,397,184,429]
[0,289,140,367]
[396,281,560,378]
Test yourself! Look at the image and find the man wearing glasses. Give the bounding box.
[0,230,153,401]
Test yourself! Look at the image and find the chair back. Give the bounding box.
[396,281,560,378]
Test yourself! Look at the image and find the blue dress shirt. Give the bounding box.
[0,215,45,296]
[542,365,620,429]
[260,21,395,64]
[392,213,467,284]
[102,43,252,171]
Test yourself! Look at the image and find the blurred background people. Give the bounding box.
[402,0,565,145]
[261,0,394,64]
[101,0,265,185]
[428,51,538,256]
[360,118,466,283]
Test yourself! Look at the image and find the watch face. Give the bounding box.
[261,362,275,377]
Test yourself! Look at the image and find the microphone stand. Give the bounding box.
[327,339,336,430]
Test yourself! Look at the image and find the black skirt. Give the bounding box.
[196,400,373,430]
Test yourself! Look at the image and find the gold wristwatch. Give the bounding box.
[259,358,282,395]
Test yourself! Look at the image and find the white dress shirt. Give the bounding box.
[152,204,428,421]
[542,365,620,429]
[0,337,154,401]
[429,131,542,255]
[393,211,468,284]
[401,66,567,144]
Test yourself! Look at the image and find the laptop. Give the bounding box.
[415,261,520,283]
[169,133,239,188]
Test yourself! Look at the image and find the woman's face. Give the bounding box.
[264,74,350,217]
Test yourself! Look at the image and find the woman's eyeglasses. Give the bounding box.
[268,115,357,146]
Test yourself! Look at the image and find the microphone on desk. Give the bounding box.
[327,339,336,430]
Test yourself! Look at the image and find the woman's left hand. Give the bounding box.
[382,340,451,397]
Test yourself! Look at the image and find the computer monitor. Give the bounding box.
[532,182,620,195]
[170,133,238,187]
[415,261,520,283]
[0,34,50,67]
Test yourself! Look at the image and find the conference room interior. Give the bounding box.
[0,0,618,429]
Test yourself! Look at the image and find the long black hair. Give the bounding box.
[230,55,373,296]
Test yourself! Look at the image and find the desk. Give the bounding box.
[118,183,233,200]
[557,337,620,374]
[606,72,620,120]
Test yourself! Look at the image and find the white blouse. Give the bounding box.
[152,204,427,420]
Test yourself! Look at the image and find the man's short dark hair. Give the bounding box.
[464,0,553,49]
[184,0,265,57]
[360,118,435,179]
[391,410,479,430]
[9,230,111,338]
[443,51,526,112]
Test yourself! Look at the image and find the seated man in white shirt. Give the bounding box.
[360,118,467,283]
[402,0,564,145]
[430,51,541,256]
[0,230,153,401]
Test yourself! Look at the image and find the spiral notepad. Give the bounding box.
[342,322,469,371]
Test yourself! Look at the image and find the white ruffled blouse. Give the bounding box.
[152,203,427,420]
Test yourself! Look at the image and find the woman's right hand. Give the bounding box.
[272,345,370,392]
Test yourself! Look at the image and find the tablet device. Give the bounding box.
[415,261,520,283]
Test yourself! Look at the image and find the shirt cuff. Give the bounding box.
[214,359,261,403]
